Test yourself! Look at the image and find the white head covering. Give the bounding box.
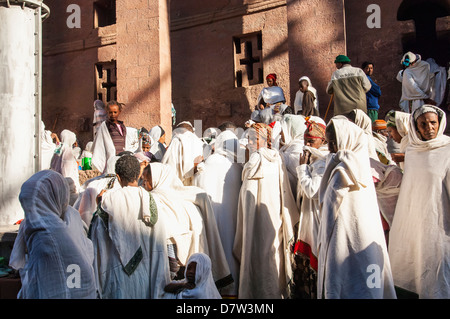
[51,129,80,191]
[9,170,97,298]
[350,109,380,161]
[212,130,239,162]
[401,51,417,65]
[149,125,165,142]
[320,117,371,201]
[409,104,450,150]
[177,253,222,299]
[280,114,307,145]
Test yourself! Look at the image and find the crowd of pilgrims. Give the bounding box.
[8,53,450,299]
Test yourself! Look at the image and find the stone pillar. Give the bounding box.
[286,0,346,118]
[116,0,172,138]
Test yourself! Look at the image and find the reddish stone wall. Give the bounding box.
[170,0,289,130]
[116,0,172,140]
[286,0,347,119]
[344,0,415,118]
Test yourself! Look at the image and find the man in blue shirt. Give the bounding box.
[362,61,382,122]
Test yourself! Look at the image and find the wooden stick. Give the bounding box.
[324,93,334,122]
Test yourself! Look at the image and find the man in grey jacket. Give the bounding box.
[326,55,372,116]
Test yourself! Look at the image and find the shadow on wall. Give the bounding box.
[397,0,450,66]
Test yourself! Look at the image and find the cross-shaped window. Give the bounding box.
[95,61,117,104]
[234,32,263,87]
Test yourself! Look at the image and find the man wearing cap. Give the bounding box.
[326,55,372,116]
[396,51,433,113]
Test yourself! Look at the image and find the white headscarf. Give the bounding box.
[175,253,222,299]
[149,163,232,288]
[51,129,80,191]
[409,104,450,151]
[211,129,240,162]
[9,170,97,299]
[351,109,380,161]
[317,117,396,299]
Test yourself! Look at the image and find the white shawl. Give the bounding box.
[393,111,411,153]
[91,121,136,173]
[40,121,56,170]
[396,55,431,101]
[295,144,329,269]
[233,147,299,299]
[388,105,450,298]
[90,185,170,299]
[161,129,204,186]
[351,109,380,161]
[194,130,243,297]
[162,253,222,299]
[149,163,232,290]
[317,117,396,299]
[279,114,307,195]
[9,170,97,299]
[50,129,81,192]
[73,156,121,227]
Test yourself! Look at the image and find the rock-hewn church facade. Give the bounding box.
[42,0,449,147]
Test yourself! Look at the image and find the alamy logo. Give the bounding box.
[66,264,81,288]
[366,4,381,29]
[366,264,381,288]
[66,4,81,29]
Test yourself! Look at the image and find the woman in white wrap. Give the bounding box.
[50,129,81,192]
[194,129,243,297]
[162,253,222,299]
[317,117,396,299]
[88,155,170,299]
[142,162,233,293]
[388,105,450,299]
[9,170,97,299]
[233,123,299,299]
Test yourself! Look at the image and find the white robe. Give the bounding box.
[396,55,431,112]
[426,58,447,106]
[194,130,243,297]
[50,129,81,192]
[149,162,233,290]
[317,117,396,299]
[91,121,137,173]
[89,186,170,299]
[161,129,204,186]
[233,147,299,299]
[162,253,222,299]
[295,144,329,270]
[279,114,307,196]
[388,106,450,298]
[73,156,121,227]
[9,170,97,299]
[40,121,56,170]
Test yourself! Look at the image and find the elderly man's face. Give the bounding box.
[416,112,439,141]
